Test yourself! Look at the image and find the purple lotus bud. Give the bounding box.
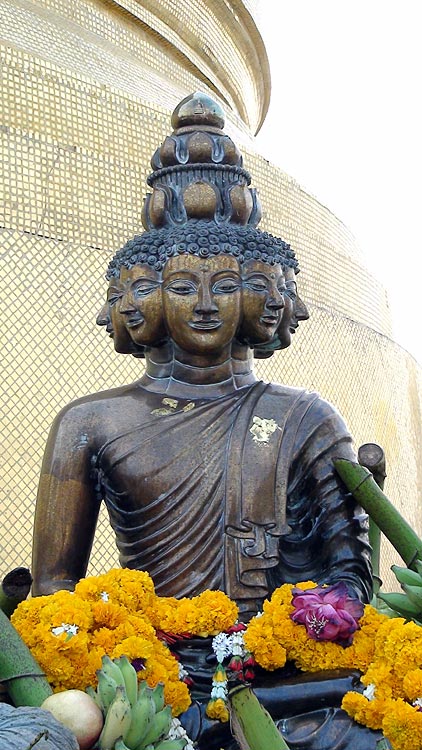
[290,582,364,647]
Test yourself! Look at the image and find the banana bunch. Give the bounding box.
[86,655,187,750]
[378,560,422,624]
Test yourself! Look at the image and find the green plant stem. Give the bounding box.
[334,459,422,569]
[229,685,290,750]
[368,518,381,581]
[0,608,52,706]
[0,568,32,617]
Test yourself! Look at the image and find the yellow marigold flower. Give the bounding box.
[382,698,422,750]
[91,600,127,629]
[75,568,156,613]
[162,679,191,716]
[206,698,229,722]
[341,691,391,731]
[89,627,121,653]
[82,647,104,688]
[403,669,422,702]
[112,635,155,663]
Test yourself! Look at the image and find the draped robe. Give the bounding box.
[87,379,379,748]
[92,380,372,613]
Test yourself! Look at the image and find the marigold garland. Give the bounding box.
[11,571,422,748]
[244,581,422,749]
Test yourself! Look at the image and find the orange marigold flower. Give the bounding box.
[382,698,422,750]
[206,698,229,723]
[403,669,422,702]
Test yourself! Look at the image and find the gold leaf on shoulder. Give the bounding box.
[163,398,178,409]
[182,402,195,412]
[249,416,280,444]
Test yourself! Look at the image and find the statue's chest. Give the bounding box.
[95,399,233,511]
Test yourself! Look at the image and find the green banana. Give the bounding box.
[97,669,120,713]
[401,583,422,609]
[153,740,187,750]
[150,682,165,713]
[115,741,132,750]
[378,591,422,617]
[98,685,133,750]
[102,655,126,689]
[154,740,187,750]
[86,684,104,712]
[136,705,172,749]
[116,655,139,707]
[123,692,155,749]
[137,681,147,701]
[414,558,422,576]
[391,565,422,587]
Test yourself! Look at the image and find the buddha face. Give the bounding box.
[239,259,286,345]
[96,277,132,352]
[118,265,166,347]
[277,267,297,349]
[291,290,310,334]
[162,254,241,354]
[98,276,140,354]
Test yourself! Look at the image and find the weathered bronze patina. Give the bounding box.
[32,93,382,748]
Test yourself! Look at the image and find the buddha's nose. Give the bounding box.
[120,293,136,314]
[194,285,218,315]
[296,296,309,321]
[266,288,285,311]
[96,303,109,326]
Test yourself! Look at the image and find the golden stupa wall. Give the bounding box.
[1,0,421,591]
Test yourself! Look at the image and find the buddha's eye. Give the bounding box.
[165,280,197,295]
[212,278,240,294]
[108,290,122,307]
[132,281,160,298]
[285,281,297,300]
[244,277,268,293]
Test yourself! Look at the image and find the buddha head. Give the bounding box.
[118,265,166,348]
[252,266,309,358]
[108,220,297,359]
[162,253,241,355]
[238,259,286,346]
[106,95,303,360]
[96,277,139,354]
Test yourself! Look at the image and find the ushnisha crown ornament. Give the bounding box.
[142,92,262,229]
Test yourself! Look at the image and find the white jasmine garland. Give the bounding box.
[169,717,196,750]
[212,632,232,663]
[178,661,189,681]
[362,683,376,701]
[51,623,79,637]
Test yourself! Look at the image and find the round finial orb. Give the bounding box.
[171,92,225,131]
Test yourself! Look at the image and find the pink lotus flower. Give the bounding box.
[290,583,364,647]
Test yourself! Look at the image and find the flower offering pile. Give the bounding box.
[10,570,422,750]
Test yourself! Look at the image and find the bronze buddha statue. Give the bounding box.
[32,93,382,748]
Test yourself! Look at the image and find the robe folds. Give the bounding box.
[91,380,381,749]
[93,380,372,616]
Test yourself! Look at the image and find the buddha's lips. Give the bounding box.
[189,320,222,330]
[124,315,144,328]
[260,314,279,325]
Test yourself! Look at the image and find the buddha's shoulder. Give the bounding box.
[51,382,147,424]
[261,382,344,420]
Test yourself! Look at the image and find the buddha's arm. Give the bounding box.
[273,397,372,601]
[32,402,101,596]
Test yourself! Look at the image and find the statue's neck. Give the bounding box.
[140,341,257,398]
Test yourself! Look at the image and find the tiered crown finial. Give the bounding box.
[142,92,262,229]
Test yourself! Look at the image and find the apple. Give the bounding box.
[41,690,103,750]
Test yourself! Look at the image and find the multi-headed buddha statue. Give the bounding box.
[32,94,382,748]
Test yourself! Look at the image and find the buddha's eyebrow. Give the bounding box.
[164,270,201,279]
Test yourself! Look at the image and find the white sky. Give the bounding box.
[254,1,422,365]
